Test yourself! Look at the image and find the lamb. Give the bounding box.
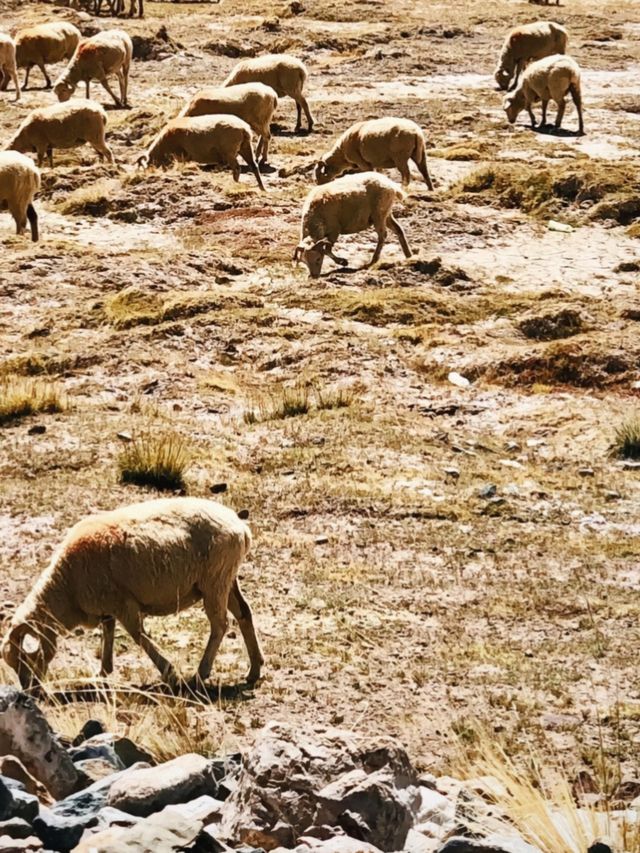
[15,22,80,90]
[0,151,40,241]
[494,21,568,91]
[0,497,264,691]
[0,32,20,101]
[138,114,265,190]
[53,29,132,108]
[6,100,114,168]
[315,117,433,189]
[181,82,278,165]
[503,54,584,135]
[294,172,411,278]
[224,53,313,133]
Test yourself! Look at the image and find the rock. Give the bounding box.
[73,803,205,852]
[436,836,541,853]
[414,787,454,825]
[72,720,106,747]
[27,425,46,435]
[192,825,235,851]
[69,743,125,772]
[0,688,79,800]
[578,468,595,477]
[275,837,383,852]
[0,757,52,803]
[221,722,419,853]
[0,818,34,840]
[0,778,15,821]
[403,828,440,852]
[107,754,218,817]
[587,845,614,853]
[88,806,142,832]
[8,789,38,823]
[0,836,43,852]
[161,794,224,824]
[613,776,640,800]
[73,759,121,784]
[210,482,228,494]
[77,733,157,768]
[478,484,497,499]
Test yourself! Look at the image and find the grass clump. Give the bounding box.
[106,288,262,329]
[451,162,640,222]
[518,308,585,341]
[612,415,640,460]
[244,381,311,423]
[118,429,192,490]
[57,179,117,217]
[0,376,65,425]
[314,384,354,410]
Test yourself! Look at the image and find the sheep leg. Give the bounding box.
[9,201,27,236]
[92,140,116,164]
[554,97,566,131]
[394,158,412,186]
[38,64,51,89]
[47,147,54,169]
[414,151,433,190]
[22,65,30,90]
[569,83,585,135]
[98,75,122,107]
[369,225,387,265]
[10,64,20,102]
[527,105,537,128]
[117,69,128,107]
[324,243,348,266]
[294,93,314,133]
[541,100,548,126]
[119,602,181,688]
[389,214,412,258]
[191,593,228,687]
[509,60,523,92]
[85,80,90,99]
[228,580,264,683]
[100,616,115,676]
[26,204,38,242]
[239,145,265,191]
[0,67,5,90]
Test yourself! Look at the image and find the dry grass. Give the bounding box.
[612,414,640,460]
[0,376,65,425]
[118,428,192,491]
[244,381,312,423]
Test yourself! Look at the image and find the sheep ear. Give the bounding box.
[313,239,332,255]
[21,632,41,656]
[314,161,326,182]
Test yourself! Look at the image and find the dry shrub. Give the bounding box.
[518,308,585,341]
[612,415,640,460]
[0,376,65,425]
[118,428,192,491]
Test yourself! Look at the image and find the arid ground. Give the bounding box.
[0,0,639,786]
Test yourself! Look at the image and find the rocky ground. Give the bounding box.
[0,0,639,798]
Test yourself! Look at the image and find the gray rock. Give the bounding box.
[32,806,96,852]
[0,818,34,840]
[52,762,150,820]
[76,734,157,769]
[221,722,419,853]
[69,743,125,771]
[73,759,121,783]
[436,836,541,853]
[73,803,205,852]
[72,720,106,747]
[107,754,218,817]
[89,806,142,832]
[0,688,79,800]
[0,836,43,852]
[0,777,14,821]
[8,789,38,823]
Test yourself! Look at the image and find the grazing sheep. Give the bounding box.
[316,117,433,189]
[0,32,20,101]
[6,100,114,168]
[503,54,584,135]
[495,21,567,91]
[15,22,80,90]
[138,114,265,190]
[224,53,313,133]
[53,29,132,108]
[0,497,264,690]
[294,172,411,278]
[181,82,278,164]
[0,151,40,241]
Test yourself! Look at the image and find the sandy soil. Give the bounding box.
[0,0,639,783]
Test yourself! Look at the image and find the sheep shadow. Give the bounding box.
[42,679,259,707]
[530,123,583,138]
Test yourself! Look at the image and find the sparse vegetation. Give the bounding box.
[0,376,65,425]
[244,381,311,423]
[118,428,192,490]
[612,414,640,459]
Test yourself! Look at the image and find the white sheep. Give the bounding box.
[503,54,584,135]
[53,29,132,108]
[224,53,313,133]
[315,117,433,189]
[0,151,40,241]
[0,497,264,691]
[181,82,278,165]
[6,100,114,168]
[15,22,80,90]
[138,114,265,190]
[495,21,568,91]
[294,172,411,278]
[0,32,20,102]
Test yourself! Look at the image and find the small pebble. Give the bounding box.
[28,424,46,435]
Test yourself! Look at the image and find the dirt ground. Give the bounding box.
[0,0,639,784]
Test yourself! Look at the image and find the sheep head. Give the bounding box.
[502,90,525,124]
[293,236,332,278]
[53,80,74,102]
[1,622,57,690]
[494,67,511,91]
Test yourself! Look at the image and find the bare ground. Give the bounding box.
[0,0,639,783]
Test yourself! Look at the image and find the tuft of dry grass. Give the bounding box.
[244,381,311,423]
[0,376,65,425]
[612,414,640,460]
[454,732,640,853]
[118,428,192,491]
[314,383,355,410]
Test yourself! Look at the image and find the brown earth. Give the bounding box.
[0,0,639,785]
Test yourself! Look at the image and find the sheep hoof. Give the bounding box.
[246,668,262,684]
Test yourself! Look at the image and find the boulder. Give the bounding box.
[273,837,383,852]
[0,758,52,802]
[107,754,219,817]
[0,836,43,852]
[73,759,121,783]
[72,803,205,852]
[221,722,420,852]
[69,743,125,772]
[0,688,79,800]
[0,778,39,823]
[0,818,35,840]
[74,733,156,769]
[436,836,542,853]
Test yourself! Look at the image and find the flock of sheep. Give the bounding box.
[0,14,587,691]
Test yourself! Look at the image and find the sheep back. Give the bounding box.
[146,114,253,166]
[15,22,81,67]
[522,53,580,99]
[181,82,278,134]
[0,150,41,209]
[302,172,404,242]
[224,53,306,98]
[324,117,424,176]
[7,100,107,155]
[496,21,567,84]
